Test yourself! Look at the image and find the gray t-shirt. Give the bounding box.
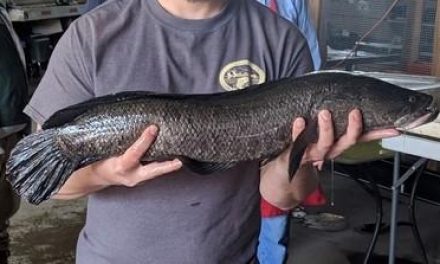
[24,0,313,263]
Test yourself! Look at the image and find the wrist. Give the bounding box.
[84,164,112,188]
[260,164,318,210]
[88,162,116,188]
[52,164,110,199]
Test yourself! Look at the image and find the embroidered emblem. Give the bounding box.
[219,60,266,91]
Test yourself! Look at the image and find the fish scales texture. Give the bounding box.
[7,72,437,204]
[57,89,308,163]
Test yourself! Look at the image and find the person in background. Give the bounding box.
[79,0,106,14]
[255,1,325,263]
[0,2,29,263]
[256,0,321,70]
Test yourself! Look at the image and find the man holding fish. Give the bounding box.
[21,0,398,263]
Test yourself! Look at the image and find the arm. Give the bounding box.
[260,109,399,210]
[35,125,183,200]
[290,0,322,70]
[260,162,319,211]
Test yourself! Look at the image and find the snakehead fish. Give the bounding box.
[6,71,438,204]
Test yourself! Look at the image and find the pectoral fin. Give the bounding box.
[288,121,317,181]
[288,142,308,181]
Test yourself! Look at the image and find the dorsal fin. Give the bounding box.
[42,76,296,129]
[42,91,157,129]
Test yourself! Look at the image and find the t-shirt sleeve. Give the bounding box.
[24,19,94,125]
[282,29,314,78]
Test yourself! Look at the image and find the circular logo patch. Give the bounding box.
[219,60,266,91]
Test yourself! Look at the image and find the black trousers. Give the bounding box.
[0,12,30,264]
[0,134,21,264]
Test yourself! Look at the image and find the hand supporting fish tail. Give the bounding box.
[52,126,183,200]
[92,126,183,188]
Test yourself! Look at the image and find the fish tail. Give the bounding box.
[6,129,78,205]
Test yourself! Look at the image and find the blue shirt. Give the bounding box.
[255,1,320,263]
[256,0,321,70]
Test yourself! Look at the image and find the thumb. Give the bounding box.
[121,125,158,168]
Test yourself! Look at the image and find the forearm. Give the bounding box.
[287,164,319,203]
[52,165,108,200]
[260,163,319,211]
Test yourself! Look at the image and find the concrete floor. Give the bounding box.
[6,170,440,264]
[8,199,85,264]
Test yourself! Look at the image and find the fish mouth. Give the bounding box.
[394,101,439,130]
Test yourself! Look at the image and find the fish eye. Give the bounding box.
[408,96,416,103]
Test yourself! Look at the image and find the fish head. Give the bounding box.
[355,78,439,131]
[392,91,438,130]
[314,72,439,135]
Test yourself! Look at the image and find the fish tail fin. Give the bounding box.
[6,129,78,205]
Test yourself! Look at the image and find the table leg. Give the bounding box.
[388,152,400,264]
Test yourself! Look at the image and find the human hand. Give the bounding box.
[89,125,182,187]
[259,109,398,209]
[292,109,399,169]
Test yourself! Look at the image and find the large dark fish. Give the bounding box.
[6,71,438,204]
